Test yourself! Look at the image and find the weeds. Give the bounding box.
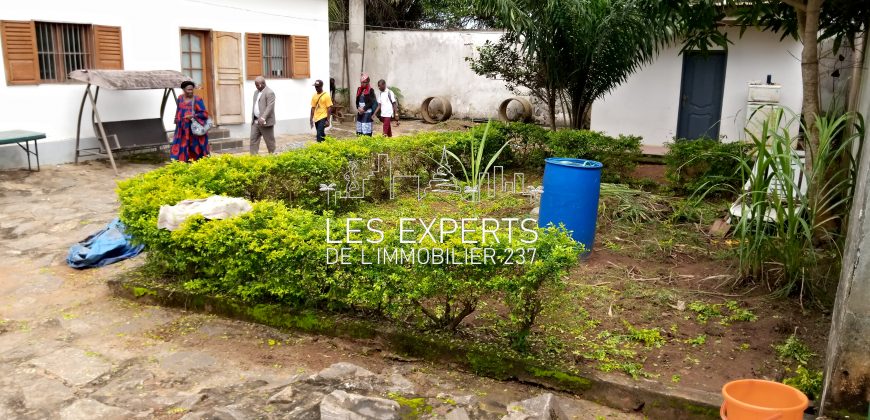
[688,301,757,325]
[783,366,823,400]
[685,334,707,347]
[624,321,665,348]
[773,332,821,399]
[774,333,815,366]
[688,301,722,323]
[732,108,865,303]
[723,300,759,323]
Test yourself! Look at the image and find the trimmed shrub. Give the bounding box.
[664,138,750,196]
[468,122,643,180]
[118,132,580,338]
[547,130,642,183]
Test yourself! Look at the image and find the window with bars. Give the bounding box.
[261,34,290,78]
[35,22,92,82]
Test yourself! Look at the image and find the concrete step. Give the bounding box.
[209,127,232,140]
[210,138,245,153]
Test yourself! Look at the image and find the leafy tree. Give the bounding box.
[475,0,674,129]
[329,0,492,30]
[467,33,564,129]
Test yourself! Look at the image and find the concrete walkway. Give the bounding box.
[0,153,636,418]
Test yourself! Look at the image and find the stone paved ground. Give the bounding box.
[0,135,638,419]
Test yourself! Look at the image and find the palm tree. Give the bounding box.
[475,0,675,129]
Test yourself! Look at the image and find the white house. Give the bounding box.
[0,0,330,169]
[591,26,803,148]
[331,26,804,148]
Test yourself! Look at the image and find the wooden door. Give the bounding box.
[212,31,244,124]
[180,30,214,114]
[676,51,727,140]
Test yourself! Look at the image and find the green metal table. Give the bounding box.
[0,130,45,171]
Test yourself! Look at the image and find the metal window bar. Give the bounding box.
[35,22,91,82]
[60,24,90,77]
[262,35,287,78]
[36,23,55,81]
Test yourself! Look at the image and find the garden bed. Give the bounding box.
[116,123,830,416]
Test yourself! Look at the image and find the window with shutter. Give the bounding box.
[247,33,298,80]
[1,20,39,85]
[262,34,289,78]
[1,20,123,84]
[290,35,310,79]
[35,22,93,82]
[244,32,262,79]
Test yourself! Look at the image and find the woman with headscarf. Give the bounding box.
[355,74,378,136]
[171,80,210,162]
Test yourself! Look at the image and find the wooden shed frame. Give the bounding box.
[71,69,191,174]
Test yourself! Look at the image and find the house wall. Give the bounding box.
[0,0,329,169]
[331,27,802,147]
[591,27,803,146]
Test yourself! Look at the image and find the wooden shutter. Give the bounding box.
[93,25,123,69]
[1,20,39,85]
[290,35,310,79]
[244,33,262,80]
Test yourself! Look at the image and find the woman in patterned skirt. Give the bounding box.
[355,74,377,136]
[171,80,210,162]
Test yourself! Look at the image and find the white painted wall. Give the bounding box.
[330,30,518,120]
[0,0,329,169]
[331,28,802,147]
[592,27,803,146]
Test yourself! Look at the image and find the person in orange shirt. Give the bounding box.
[310,79,334,142]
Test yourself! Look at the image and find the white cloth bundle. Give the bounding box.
[157,196,253,231]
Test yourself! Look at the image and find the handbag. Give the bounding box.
[187,98,213,136]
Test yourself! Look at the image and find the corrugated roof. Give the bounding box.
[68,69,191,90]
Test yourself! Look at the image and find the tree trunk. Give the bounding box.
[800,0,821,174]
[798,0,824,238]
[569,93,589,130]
[582,105,592,130]
[547,89,557,130]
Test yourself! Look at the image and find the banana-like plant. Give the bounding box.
[444,121,511,202]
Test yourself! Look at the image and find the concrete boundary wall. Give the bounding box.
[330,30,522,122]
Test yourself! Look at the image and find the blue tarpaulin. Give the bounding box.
[67,218,144,269]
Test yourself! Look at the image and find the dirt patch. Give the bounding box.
[631,164,667,184]
[328,118,477,139]
[528,222,830,395]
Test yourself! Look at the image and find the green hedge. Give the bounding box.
[664,138,750,196]
[118,131,580,342]
[473,122,642,182]
[547,130,642,183]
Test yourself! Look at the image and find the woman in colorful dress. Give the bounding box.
[355,74,378,136]
[171,80,210,162]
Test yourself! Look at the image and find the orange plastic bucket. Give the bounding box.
[721,379,809,420]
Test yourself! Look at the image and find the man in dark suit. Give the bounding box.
[250,76,276,155]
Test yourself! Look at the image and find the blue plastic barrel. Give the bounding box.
[538,158,603,254]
